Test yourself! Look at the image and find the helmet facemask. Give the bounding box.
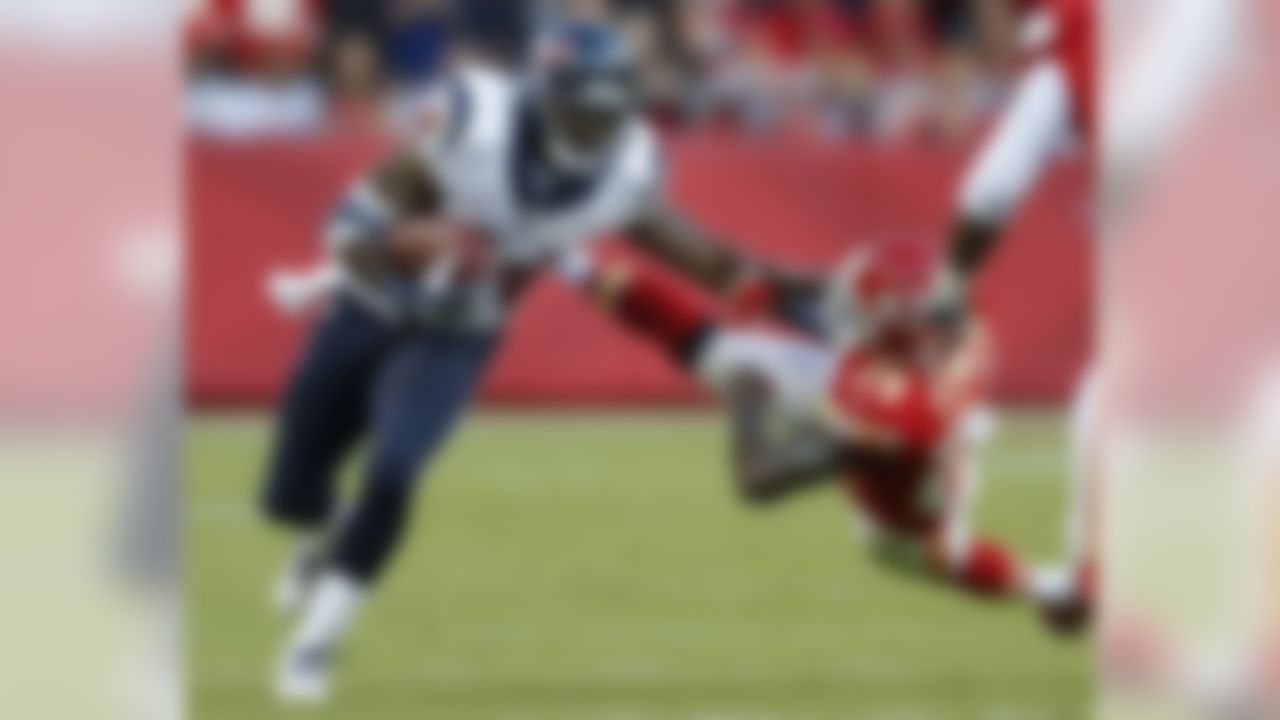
[541,68,638,172]
[822,242,942,358]
[531,25,641,174]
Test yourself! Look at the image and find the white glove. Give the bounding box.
[266,264,341,316]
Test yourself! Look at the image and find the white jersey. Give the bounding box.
[278,66,661,329]
[414,65,663,267]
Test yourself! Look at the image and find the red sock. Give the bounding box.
[953,537,1021,597]
[595,263,713,360]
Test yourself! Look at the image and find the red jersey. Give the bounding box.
[825,327,992,536]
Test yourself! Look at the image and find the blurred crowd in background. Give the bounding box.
[187,0,1035,142]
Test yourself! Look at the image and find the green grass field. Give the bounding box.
[189,411,1088,719]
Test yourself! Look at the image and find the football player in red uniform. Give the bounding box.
[568,241,1084,624]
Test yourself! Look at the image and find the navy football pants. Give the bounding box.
[262,296,497,584]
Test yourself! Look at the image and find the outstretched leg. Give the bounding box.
[262,299,389,529]
[577,257,717,366]
[276,328,497,703]
[262,298,391,614]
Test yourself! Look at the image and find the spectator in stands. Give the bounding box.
[709,0,893,137]
[721,0,816,132]
[186,6,326,139]
[811,0,878,136]
[968,0,1023,80]
[561,0,613,21]
[827,0,993,141]
[325,32,389,135]
[610,0,735,126]
[451,0,535,64]
[891,0,1005,141]
[613,0,684,121]
[325,0,453,86]
[185,0,1018,142]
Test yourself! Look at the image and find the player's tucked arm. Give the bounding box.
[326,148,445,289]
[726,371,847,505]
[625,204,825,308]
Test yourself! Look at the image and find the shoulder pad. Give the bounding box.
[411,65,517,160]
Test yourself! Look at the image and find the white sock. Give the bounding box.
[289,571,367,654]
[1026,565,1076,605]
[288,531,323,568]
[286,506,351,577]
[1065,369,1101,567]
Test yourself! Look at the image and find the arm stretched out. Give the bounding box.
[625,203,826,323]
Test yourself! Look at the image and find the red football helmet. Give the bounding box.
[823,239,940,351]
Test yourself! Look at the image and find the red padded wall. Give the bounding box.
[188,134,1091,406]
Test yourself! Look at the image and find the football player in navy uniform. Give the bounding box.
[263,20,818,702]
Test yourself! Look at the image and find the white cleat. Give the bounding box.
[1029,564,1093,635]
[274,569,364,704]
[274,644,334,706]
